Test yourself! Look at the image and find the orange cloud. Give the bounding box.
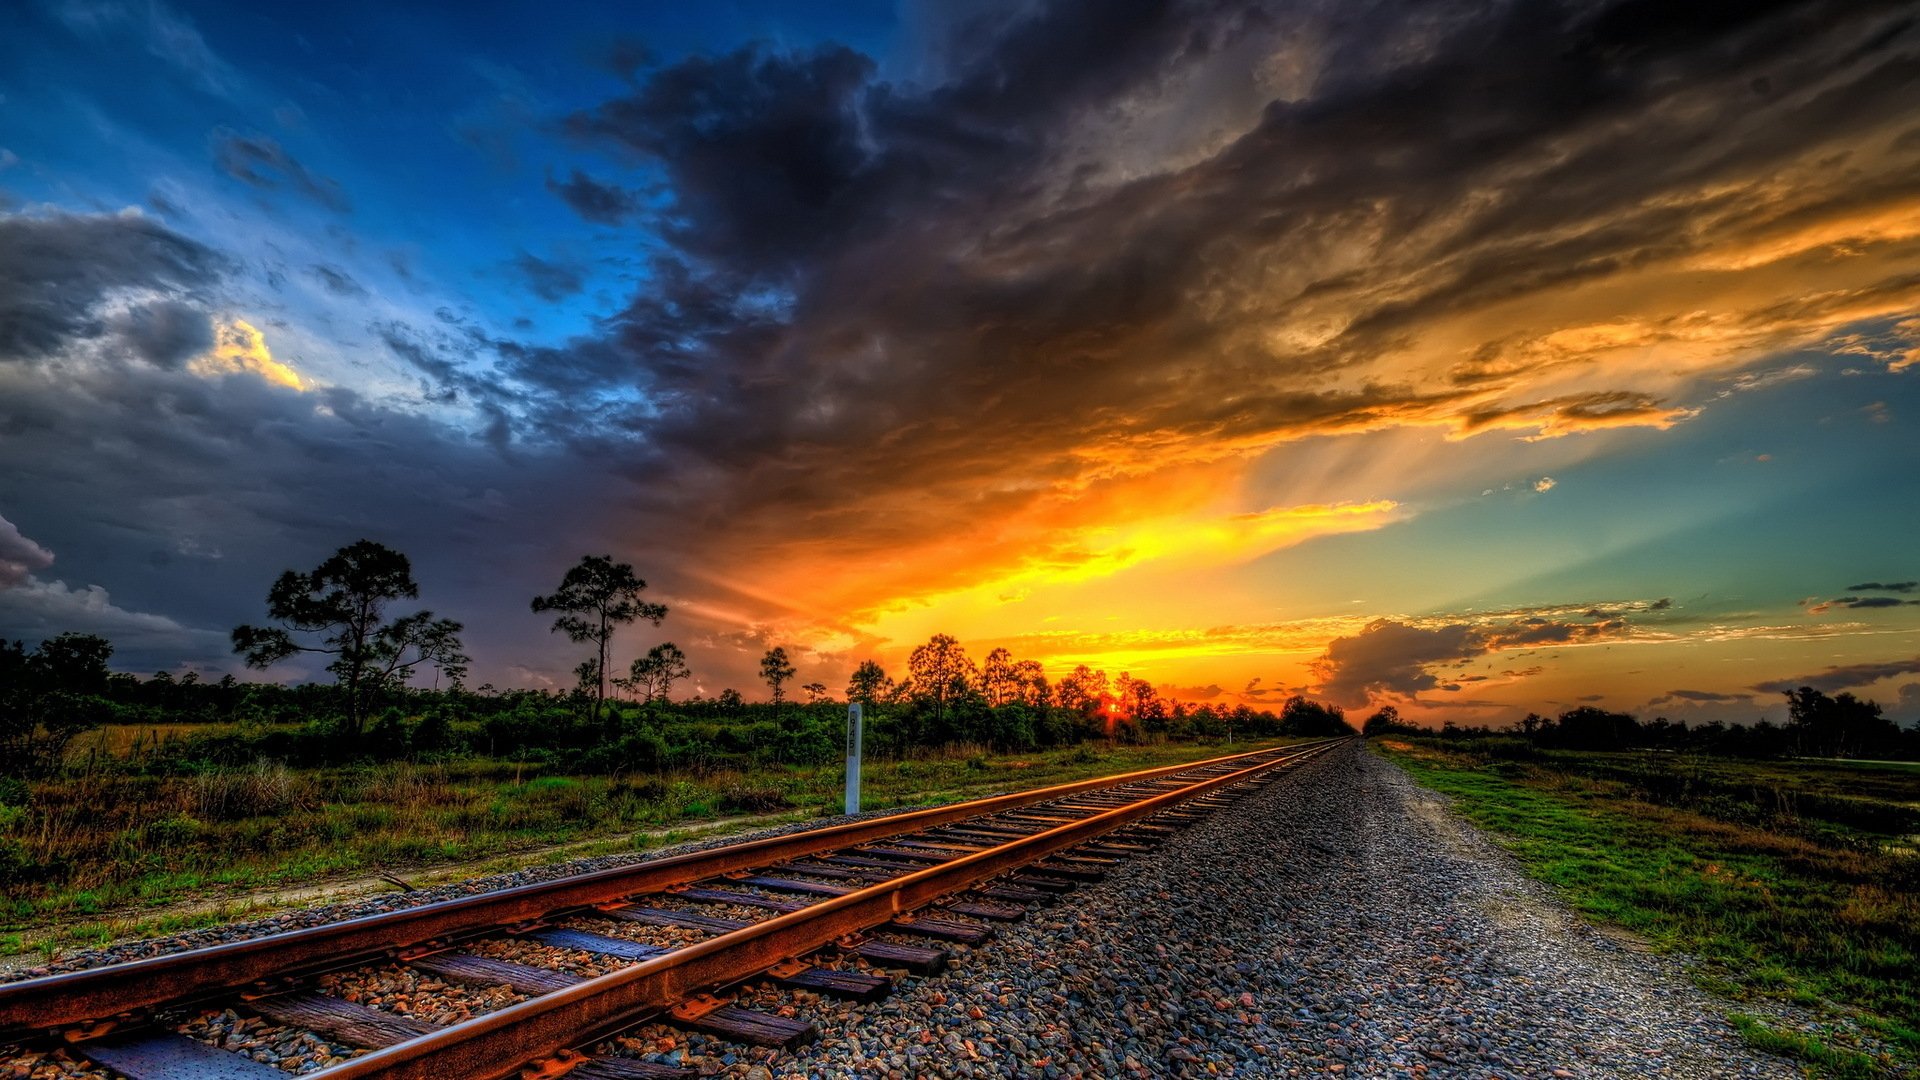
[190,318,307,390]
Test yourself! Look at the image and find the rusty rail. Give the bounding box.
[309,737,1342,1079]
[0,739,1335,1037]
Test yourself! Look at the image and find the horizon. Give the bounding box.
[4,0,1920,728]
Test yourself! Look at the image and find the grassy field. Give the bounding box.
[1375,738,1920,1079]
[0,736,1296,960]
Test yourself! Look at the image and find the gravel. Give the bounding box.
[304,962,520,1028]
[716,741,1800,1078]
[177,1008,358,1073]
[4,744,1822,1078]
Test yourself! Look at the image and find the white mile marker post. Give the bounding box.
[845,702,864,815]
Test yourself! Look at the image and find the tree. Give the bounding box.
[624,642,692,703]
[846,660,893,710]
[760,647,796,710]
[1549,705,1640,750]
[531,555,666,723]
[907,634,978,732]
[1362,704,1409,737]
[1011,659,1050,708]
[1279,695,1353,737]
[1055,664,1108,716]
[802,682,830,704]
[1784,686,1901,758]
[981,648,1018,706]
[233,540,467,736]
[1,633,116,777]
[717,687,745,710]
[1125,675,1161,728]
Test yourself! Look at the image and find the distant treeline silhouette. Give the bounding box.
[1,541,1357,778]
[1362,696,1920,761]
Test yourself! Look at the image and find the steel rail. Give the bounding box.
[309,738,1343,1080]
[0,739,1336,1036]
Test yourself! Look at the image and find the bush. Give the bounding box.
[143,813,205,848]
[412,708,456,755]
[0,836,55,885]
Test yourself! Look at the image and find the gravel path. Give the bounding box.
[744,740,1796,1078]
[4,743,1806,1079]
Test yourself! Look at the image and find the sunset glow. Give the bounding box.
[190,319,307,391]
[2,1,1918,728]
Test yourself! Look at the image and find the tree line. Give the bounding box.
[3,539,1354,777]
[1361,693,1920,760]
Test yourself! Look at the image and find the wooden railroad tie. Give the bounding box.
[596,905,752,935]
[667,994,815,1050]
[250,991,434,1049]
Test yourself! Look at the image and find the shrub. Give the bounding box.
[143,813,205,848]
[0,836,55,885]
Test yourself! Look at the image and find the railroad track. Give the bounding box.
[2,738,1345,1080]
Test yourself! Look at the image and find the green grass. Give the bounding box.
[1729,1014,1886,1080]
[1,738,1293,959]
[1375,739,1920,1077]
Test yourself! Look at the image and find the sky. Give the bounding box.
[2,0,1919,727]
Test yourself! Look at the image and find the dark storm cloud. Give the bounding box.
[0,326,614,673]
[1311,620,1483,706]
[13,0,1920,686]
[0,205,627,674]
[210,129,352,212]
[1311,612,1638,706]
[546,169,642,225]
[564,43,876,271]
[0,209,226,362]
[1842,596,1920,608]
[1803,583,1920,613]
[509,252,586,302]
[1753,657,1920,695]
[508,0,1920,608]
[104,299,215,368]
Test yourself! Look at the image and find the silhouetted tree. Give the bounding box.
[1,633,116,776]
[1784,686,1901,758]
[1362,704,1413,737]
[1280,695,1353,737]
[531,555,666,723]
[1010,659,1050,708]
[907,634,978,734]
[802,682,830,704]
[1548,706,1640,750]
[981,648,1018,706]
[760,647,796,712]
[233,540,467,736]
[1119,673,1159,723]
[1054,664,1108,717]
[623,642,691,703]
[846,659,893,711]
